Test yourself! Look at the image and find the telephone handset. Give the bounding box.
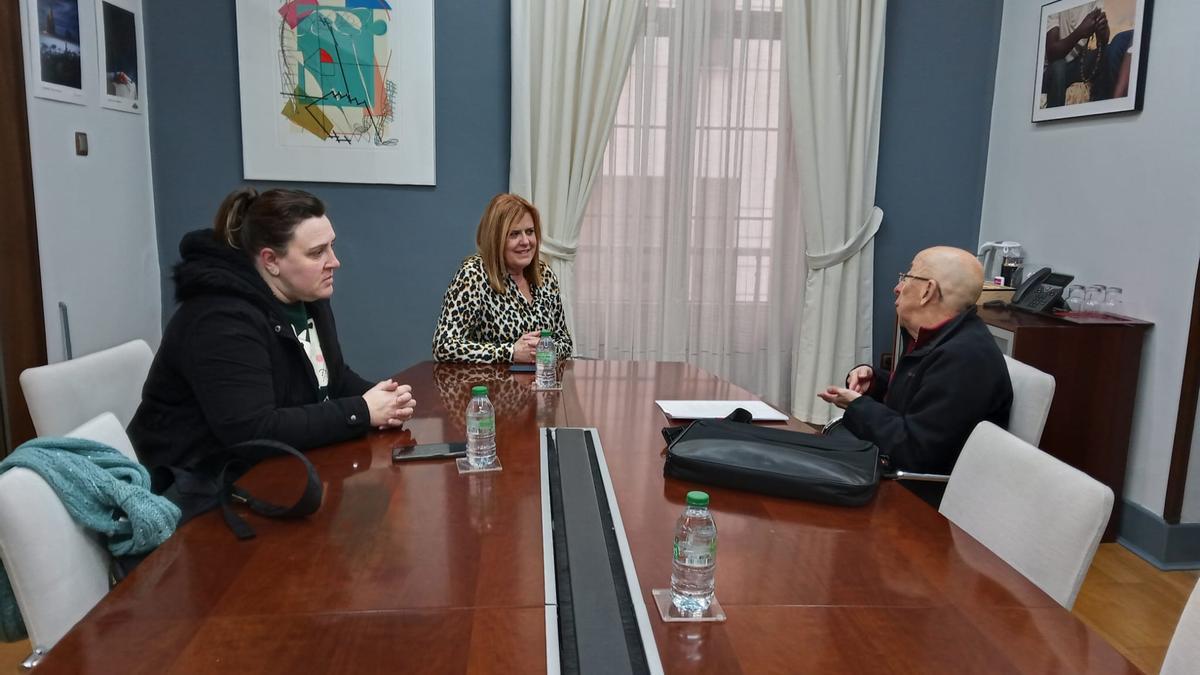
[1011,267,1074,313]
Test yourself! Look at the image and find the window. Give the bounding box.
[578,1,783,308]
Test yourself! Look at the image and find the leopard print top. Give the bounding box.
[432,255,573,363]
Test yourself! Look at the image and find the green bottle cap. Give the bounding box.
[471,385,488,396]
[686,491,709,507]
[541,330,551,337]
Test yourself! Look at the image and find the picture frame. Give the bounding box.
[235,1,437,185]
[95,0,143,113]
[26,0,89,105]
[1031,0,1154,122]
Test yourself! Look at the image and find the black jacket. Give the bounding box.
[129,229,373,488]
[842,308,1012,474]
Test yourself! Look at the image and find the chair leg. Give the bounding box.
[21,647,46,670]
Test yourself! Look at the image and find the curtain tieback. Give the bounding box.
[805,206,884,271]
[539,236,578,262]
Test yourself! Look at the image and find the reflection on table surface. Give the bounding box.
[32,360,1136,674]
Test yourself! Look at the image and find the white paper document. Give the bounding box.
[655,400,788,422]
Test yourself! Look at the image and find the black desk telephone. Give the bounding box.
[1011,267,1074,313]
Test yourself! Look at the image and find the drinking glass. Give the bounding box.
[1065,284,1086,312]
[1083,285,1107,315]
[1102,287,1123,316]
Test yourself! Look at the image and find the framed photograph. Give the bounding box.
[1032,0,1154,122]
[235,1,436,185]
[95,0,143,113]
[26,0,88,105]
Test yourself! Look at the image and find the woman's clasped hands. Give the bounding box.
[363,379,417,429]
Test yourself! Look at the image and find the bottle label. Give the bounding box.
[477,415,494,432]
[674,537,715,566]
[537,349,554,364]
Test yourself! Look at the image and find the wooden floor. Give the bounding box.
[1073,543,1198,674]
[0,543,1192,673]
[0,639,26,673]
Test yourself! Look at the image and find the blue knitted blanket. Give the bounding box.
[0,437,181,642]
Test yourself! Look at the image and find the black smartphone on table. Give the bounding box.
[391,442,467,462]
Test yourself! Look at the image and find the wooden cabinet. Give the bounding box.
[975,306,1151,541]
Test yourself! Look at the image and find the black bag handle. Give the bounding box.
[218,439,324,540]
[662,407,754,446]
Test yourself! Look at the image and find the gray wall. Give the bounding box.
[982,0,1200,517]
[872,0,1004,360]
[144,1,511,379]
[144,1,998,374]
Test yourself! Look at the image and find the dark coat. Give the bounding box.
[129,229,373,489]
[842,307,1012,474]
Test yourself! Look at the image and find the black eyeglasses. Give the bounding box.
[897,272,934,285]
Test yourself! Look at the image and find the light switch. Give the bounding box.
[75,132,88,156]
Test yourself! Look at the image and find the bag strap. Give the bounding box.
[218,439,323,540]
[662,407,754,446]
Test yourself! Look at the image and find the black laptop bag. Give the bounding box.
[662,410,880,506]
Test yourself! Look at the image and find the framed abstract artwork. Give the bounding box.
[1031,0,1154,122]
[235,1,436,185]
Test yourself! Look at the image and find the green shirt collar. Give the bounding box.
[281,302,309,337]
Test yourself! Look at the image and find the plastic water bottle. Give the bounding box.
[465,385,497,468]
[536,330,556,388]
[671,491,717,614]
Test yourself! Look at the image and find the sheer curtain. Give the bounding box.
[574,0,806,409]
[510,0,643,341]
[785,0,886,424]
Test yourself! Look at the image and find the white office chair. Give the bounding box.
[939,421,1113,609]
[1162,579,1200,675]
[889,355,1055,483]
[1002,355,1055,446]
[19,339,154,436]
[66,412,139,461]
[0,413,135,667]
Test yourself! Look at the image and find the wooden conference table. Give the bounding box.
[38,361,1135,673]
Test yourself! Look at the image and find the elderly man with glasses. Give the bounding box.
[819,246,1013,487]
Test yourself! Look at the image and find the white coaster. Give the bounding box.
[651,589,726,622]
[456,457,503,474]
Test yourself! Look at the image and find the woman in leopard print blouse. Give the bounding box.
[432,193,573,363]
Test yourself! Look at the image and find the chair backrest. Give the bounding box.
[67,412,138,461]
[1002,355,1055,446]
[19,339,154,436]
[939,421,1113,609]
[1162,579,1200,675]
[0,413,134,652]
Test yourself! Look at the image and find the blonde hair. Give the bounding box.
[475,193,544,294]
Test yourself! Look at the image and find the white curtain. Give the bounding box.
[573,0,808,410]
[509,0,643,341]
[785,0,887,424]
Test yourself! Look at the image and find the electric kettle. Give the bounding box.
[977,241,1024,286]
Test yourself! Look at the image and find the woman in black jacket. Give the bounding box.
[130,187,415,491]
